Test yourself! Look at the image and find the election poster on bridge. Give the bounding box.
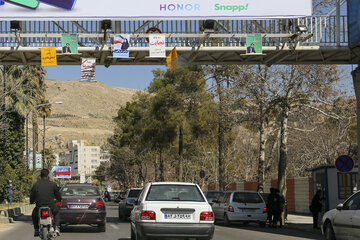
[0,0,312,20]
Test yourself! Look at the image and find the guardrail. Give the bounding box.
[0,16,348,48]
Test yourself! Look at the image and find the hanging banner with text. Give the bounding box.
[81,58,96,82]
[41,47,57,67]
[113,34,130,58]
[149,35,166,58]
[0,0,312,20]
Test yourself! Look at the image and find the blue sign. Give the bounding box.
[348,0,360,48]
[335,155,354,172]
[51,166,71,179]
[0,1,4,6]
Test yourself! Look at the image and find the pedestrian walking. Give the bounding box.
[7,180,13,204]
[272,189,285,227]
[309,190,323,229]
[266,188,277,226]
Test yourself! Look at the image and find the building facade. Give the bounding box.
[62,140,101,175]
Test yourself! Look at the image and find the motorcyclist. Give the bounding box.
[30,169,62,237]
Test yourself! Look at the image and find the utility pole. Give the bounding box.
[1,66,6,167]
[352,65,360,188]
[43,115,46,169]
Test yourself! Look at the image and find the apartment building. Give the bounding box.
[62,140,101,175]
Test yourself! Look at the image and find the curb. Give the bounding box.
[0,204,35,224]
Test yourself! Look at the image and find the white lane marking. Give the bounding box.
[110,224,119,230]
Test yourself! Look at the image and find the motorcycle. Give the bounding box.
[38,207,58,240]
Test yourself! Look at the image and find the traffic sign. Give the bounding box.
[335,155,354,172]
[51,166,71,179]
[146,27,162,42]
[200,170,205,179]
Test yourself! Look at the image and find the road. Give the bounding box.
[0,203,322,240]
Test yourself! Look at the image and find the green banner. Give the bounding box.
[61,33,78,54]
[246,34,262,54]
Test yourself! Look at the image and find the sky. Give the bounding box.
[45,65,167,90]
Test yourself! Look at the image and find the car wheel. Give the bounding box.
[242,221,249,226]
[223,214,231,226]
[324,222,336,240]
[131,227,136,240]
[259,221,266,227]
[119,210,124,221]
[98,222,106,232]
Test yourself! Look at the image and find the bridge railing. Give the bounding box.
[0,16,348,48]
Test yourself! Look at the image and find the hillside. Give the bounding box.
[42,80,139,150]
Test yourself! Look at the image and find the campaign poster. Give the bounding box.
[62,33,78,54]
[246,34,262,54]
[41,47,57,67]
[113,34,130,58]
[81,58,96,82]
[149,34,166,58]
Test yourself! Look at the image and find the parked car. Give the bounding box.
[203,190,223,205]
[130,182,215,240]
[212,190,267,227]
[118,188,142,220]
[322,191,360,240]
[114,191,126,203]
[58,183,106,232]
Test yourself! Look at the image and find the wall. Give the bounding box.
[207,176,313,214]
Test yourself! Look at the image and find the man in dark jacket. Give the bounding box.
[30,169,62,237]
[268,188,285,227]
[310,190,323,229]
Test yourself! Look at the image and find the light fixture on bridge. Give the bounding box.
[10,21,21,31]
[202,20,216,33]
[101,20,112,41]
[295,25,308,34]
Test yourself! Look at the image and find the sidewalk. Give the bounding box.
[286,214,322,234]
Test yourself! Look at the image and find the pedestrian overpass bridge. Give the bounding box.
[0,16,359,66]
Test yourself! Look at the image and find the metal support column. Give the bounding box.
[336,0,341,47]
[352,65,360,188]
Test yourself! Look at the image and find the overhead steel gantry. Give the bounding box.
[0,16,359,66]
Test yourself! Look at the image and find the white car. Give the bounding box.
[130,182,215,240]
[322,191,360,240]
[211,190,267,227]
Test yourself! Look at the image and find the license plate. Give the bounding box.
[241,209,255,212]
[69,205,88,209]
[164,214,191,219]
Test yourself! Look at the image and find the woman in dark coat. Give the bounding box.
[310,190,323,229]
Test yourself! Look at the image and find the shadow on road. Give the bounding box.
[215,221,322,240]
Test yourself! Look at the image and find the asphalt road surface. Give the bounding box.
[0,203,322,240]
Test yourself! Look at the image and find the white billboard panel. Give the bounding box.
[0,0,312,20]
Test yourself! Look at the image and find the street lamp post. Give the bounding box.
[26,101,62,171]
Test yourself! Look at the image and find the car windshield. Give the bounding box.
[128,190,142,198]
[206,191,223,199]
[146,185,205,202]
[61,186,100,197]
[232,192,263,204]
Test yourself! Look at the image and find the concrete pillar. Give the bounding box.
[352,66,360,187]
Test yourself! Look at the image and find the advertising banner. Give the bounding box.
[246,34,262,54]
[81,58,96,82]
[0,0,312,20]
[61,33,78,54]
[166,47,178,71]
[28,153,42,169]
[51,166,71,179]
[149,34,166,58]
[348,0,360,48]
[41,47,57,67]
[113,34,130,58]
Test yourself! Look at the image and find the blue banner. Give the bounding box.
[348,0,360,48]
